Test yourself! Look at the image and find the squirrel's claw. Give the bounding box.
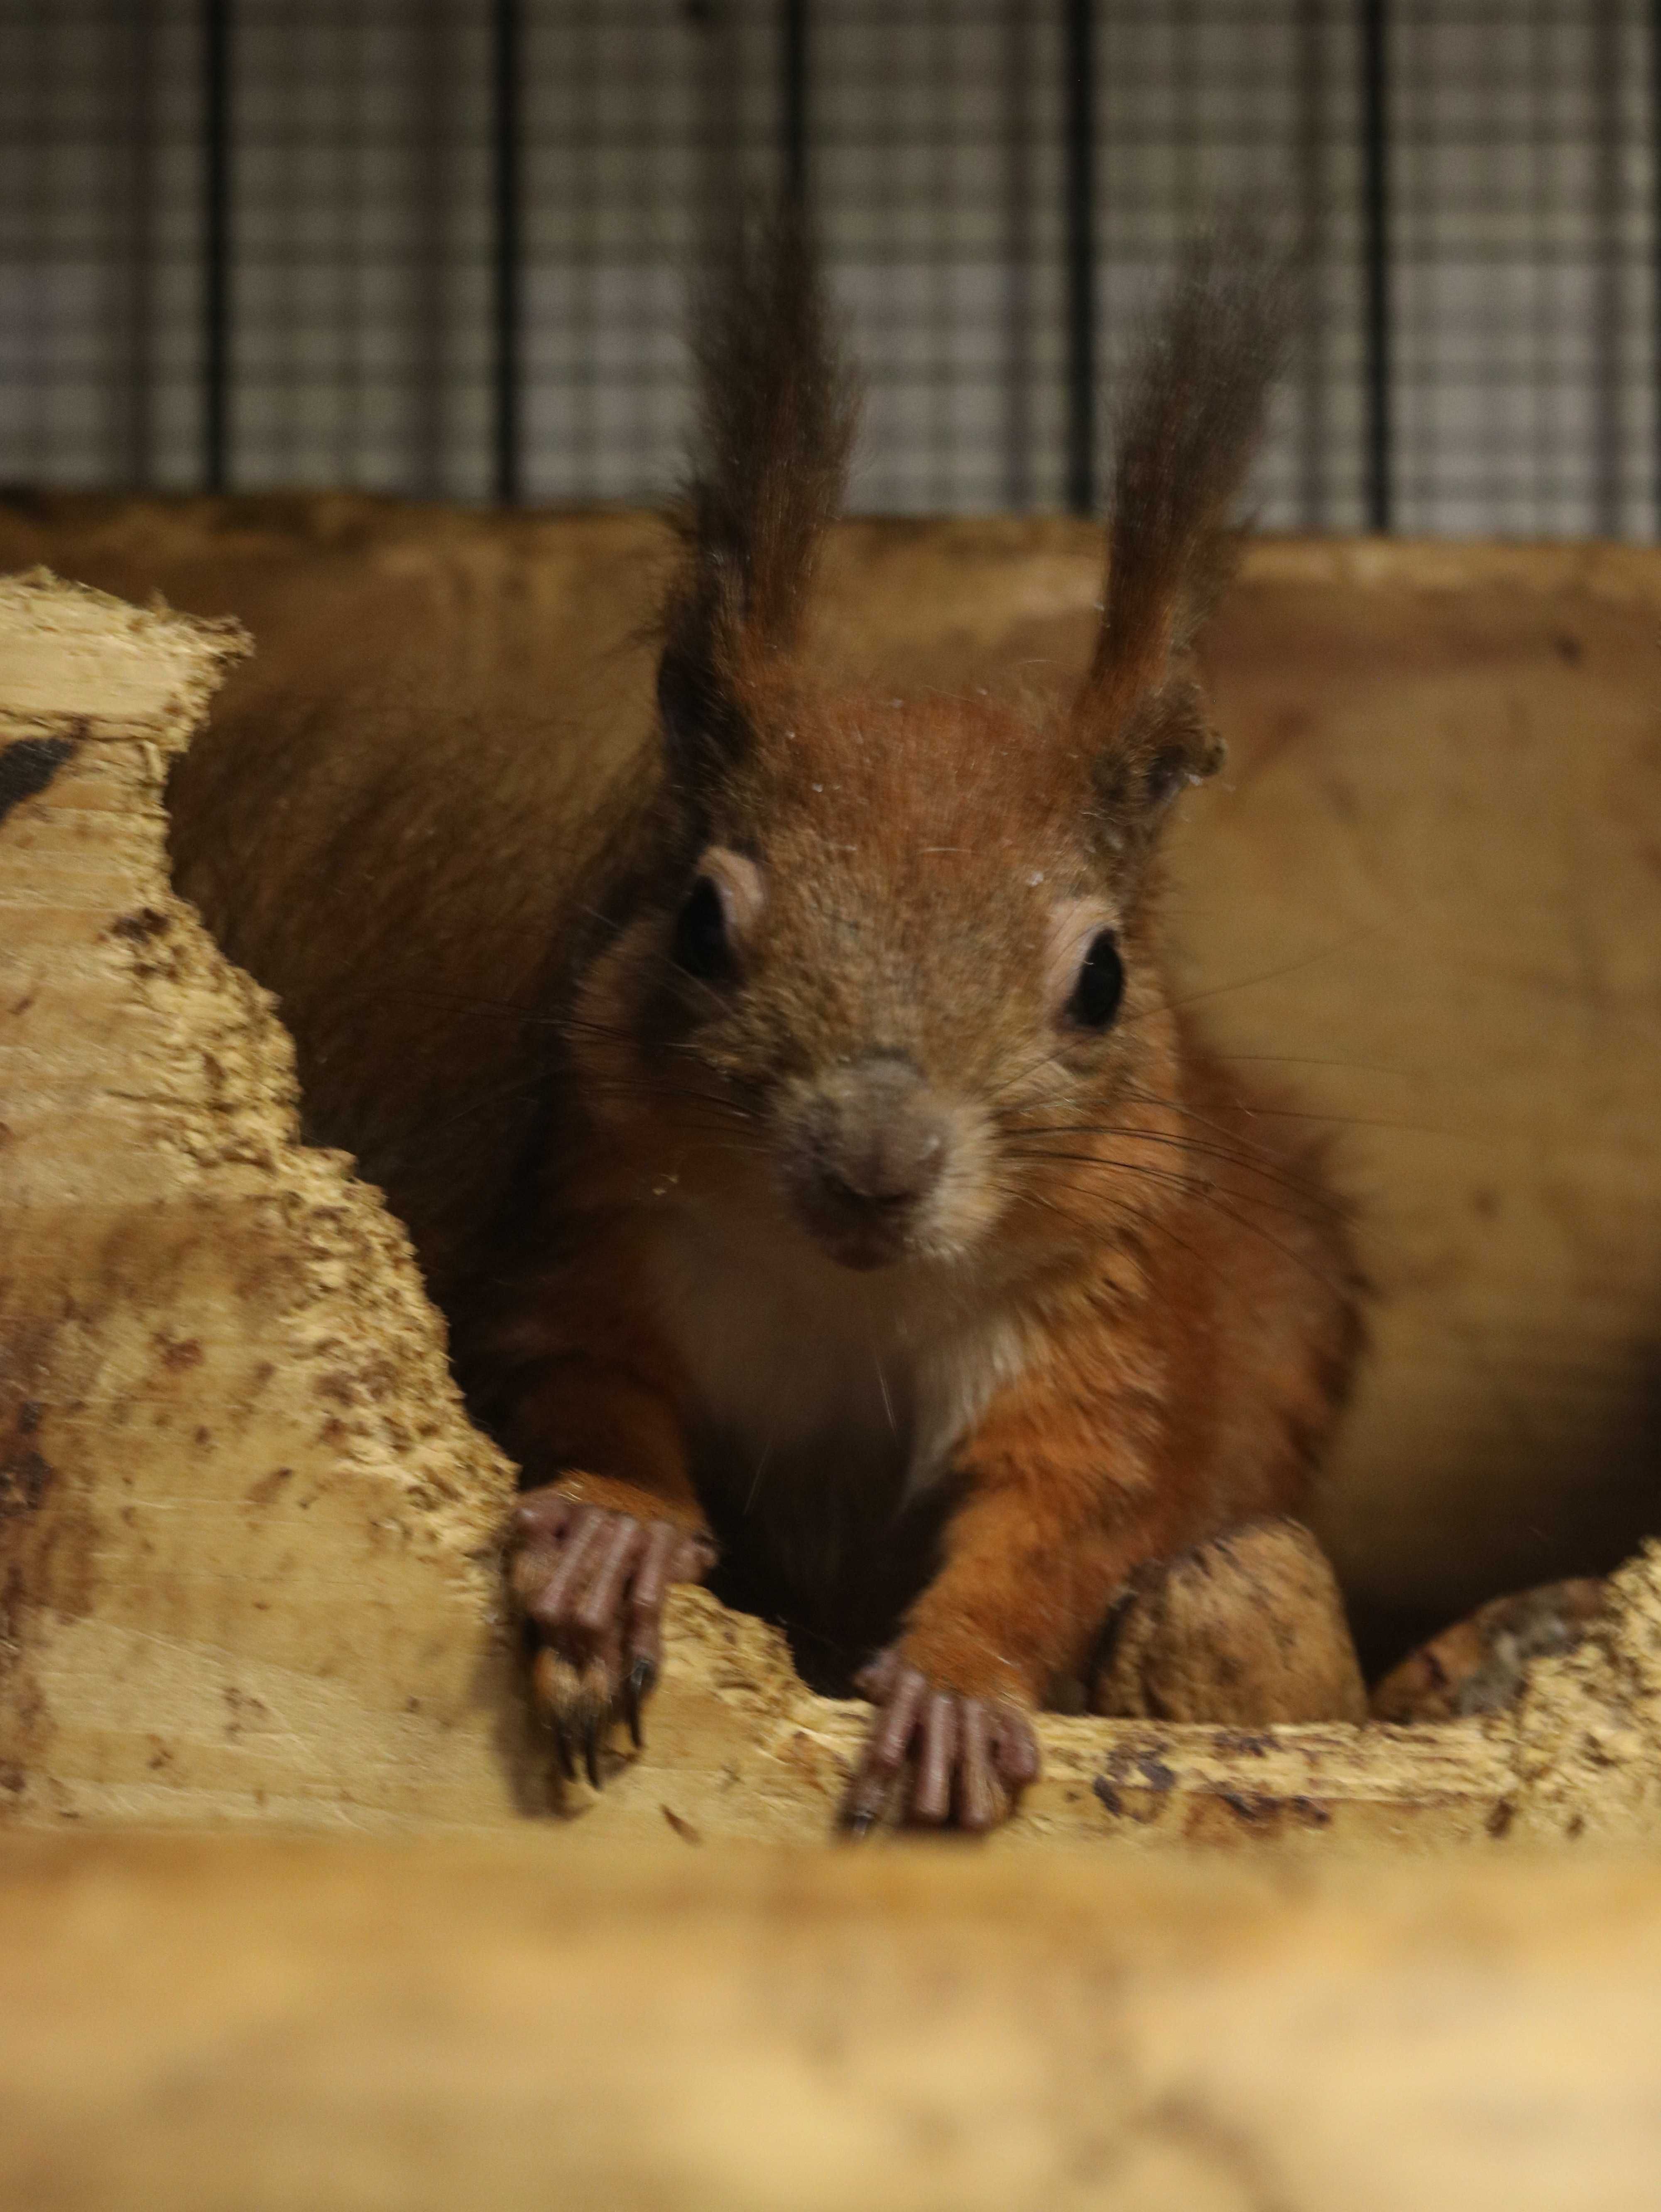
[840,1657,1041,1837]
[624,1654,656,1749]
[511,1490,710,1789]
[549,1710,577,1784]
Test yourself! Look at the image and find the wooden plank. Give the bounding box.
[0,576,530,1834]
[4,1829,1661,2211]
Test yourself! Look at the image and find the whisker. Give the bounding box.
[376,982,556,1027]
[578,1075,756,1117]
[1006,1146,1316,1224]
[1139,927,1385,1027]
[385,1072,546,1148]
[994,1173,1245,1302]
[1004,1148,1350,1288]
[1222,1106,1446,1132]
[873,1356,897,1439]
[1005,1068,1319,1174]
[1003,1121,1346,1212]
[1207,1052,1410,1077]
[744,1435,776,1514]
[1118,1080,1445,1141]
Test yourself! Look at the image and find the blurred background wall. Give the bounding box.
[1,0,1656,536]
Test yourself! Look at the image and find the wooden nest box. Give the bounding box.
[4,526,1661,1853]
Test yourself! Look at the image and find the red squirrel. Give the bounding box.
[482,208,1365,1832]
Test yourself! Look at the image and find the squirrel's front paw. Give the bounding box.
[840,1649,1041,1836]
[508,1485,715,1786]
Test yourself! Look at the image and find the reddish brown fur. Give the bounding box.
[465,212,1363,1822]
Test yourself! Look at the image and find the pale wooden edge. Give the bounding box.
[4,1827,1661,2211]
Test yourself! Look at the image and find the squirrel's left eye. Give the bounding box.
[1067,929,1124,1030]
[674,875,734,981]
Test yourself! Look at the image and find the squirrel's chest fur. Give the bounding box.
[642,1201,1031,1609]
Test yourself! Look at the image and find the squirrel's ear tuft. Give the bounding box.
[658,196,861,785]
[1092,677,1226,849]
[1073,218,1287,825]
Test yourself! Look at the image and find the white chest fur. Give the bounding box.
[644,1201,1030,1509]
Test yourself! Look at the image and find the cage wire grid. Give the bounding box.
[1,0,1658,537]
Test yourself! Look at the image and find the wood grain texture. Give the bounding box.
[5,1828,1661,2211]
[0,574,529,1831]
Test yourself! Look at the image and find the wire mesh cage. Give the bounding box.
[0,0,1656,535]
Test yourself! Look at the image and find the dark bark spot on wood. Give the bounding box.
[245,1466,295,1508]
[0,735,76,825]
[110,906,171,942]
[1213,1729,1273,1758]
[1216,1786,1281,1828]
[1135,1748,1176,1792]
[0,1449,52,1517]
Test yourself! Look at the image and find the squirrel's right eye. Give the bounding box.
[673,875,734,981]
[1067,929,1125,1030]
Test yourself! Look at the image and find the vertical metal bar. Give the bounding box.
[413,0,450,497]
[1591,0,1623,538]
[1002,0,1034,510]
[1173,0,1198,226]
[570,10,596,501]
[927,0,950,510]
[1514,6,1535,534]
[1360,0,1390,532]
[118,0,157,488]
[782,0,808,206]
[1063,0,1096,517]
[269,0,297,484]
[1652,0,1661,536]
[698,0,742,264]
[1294,0,1329,531]
[21,1,46,482]
[341,10,366,484]
[492,0,522,506]
[202,0,232,493]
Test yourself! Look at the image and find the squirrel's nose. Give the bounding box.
[788,1054,952,1267]
[823,1054,948,1205]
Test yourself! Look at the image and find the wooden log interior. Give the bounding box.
[5,498,1661,1642]
[1,534,1660,1858]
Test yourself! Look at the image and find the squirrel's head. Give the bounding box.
[571,205,1286,1278]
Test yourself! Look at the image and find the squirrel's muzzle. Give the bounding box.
[779,1052,952,1271]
